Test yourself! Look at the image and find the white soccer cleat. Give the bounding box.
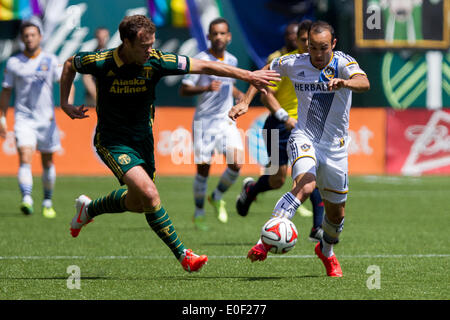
[70,195,93,238]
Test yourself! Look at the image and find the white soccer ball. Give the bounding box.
[260,217,298,254]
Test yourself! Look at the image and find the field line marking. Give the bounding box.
[0,254,449,260]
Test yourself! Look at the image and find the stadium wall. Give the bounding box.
[1,107,449,176]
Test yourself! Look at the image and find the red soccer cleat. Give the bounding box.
[247,242,269,262]
[181,249,208,272]
[70,195,93,238]
[314,242,343,277]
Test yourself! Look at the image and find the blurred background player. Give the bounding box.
[59,15,279,273]
[266,21,299,64]
[180,18,245,231]
[82,27,110,106]
[230,21,370,277]
[236,20,325,242]
[0,21,74,218]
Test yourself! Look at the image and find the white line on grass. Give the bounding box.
[0,254,448,260]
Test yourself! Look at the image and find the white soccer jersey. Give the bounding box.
[182,50,237,120]
[2,50,62,123]
[270,51,366,147]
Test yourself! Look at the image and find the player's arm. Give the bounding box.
[260,88,297,130]
[228,64,272,120]
[179,80,221,96]
[327,74,370,92]
[60,56,88,119]
[189,58,280,95]
[0,87,12,138]
[232,86,245,103]
[82,74,97,103]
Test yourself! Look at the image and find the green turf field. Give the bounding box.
[0,175,449,300]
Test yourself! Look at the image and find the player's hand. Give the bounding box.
[284,117,297,130]
[228,101,249,121]
[328,78,348,91]
[61,104,89,120]
[249,70,281,94]
[208,80,222,92]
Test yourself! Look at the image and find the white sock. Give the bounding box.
[42,199,52,208]
[321,215,345,257]
[272,192,301,220]
[213,167,240,201]
[42,165,56,203]
[193,174,207,217]
[18,164,33,201]
[321,240,334,258]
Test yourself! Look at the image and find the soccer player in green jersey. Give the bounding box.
[59,15,279,273]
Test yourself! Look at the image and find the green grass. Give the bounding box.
[0,175,449,300]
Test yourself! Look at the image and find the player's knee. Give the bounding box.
[291,175,316,200]
[127,185,160,213]
[140,185,160,207]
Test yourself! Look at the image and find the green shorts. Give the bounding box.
[94,132,155,185]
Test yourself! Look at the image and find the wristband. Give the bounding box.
[274,108,289,122]
[0,116,6,128]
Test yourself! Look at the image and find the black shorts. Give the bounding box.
[263,114,291,166]
[93,132,156,185]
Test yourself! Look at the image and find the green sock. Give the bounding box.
[145,205,185,260]
[87,189,128,218]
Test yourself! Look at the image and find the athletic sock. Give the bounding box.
[310,188,324,229]
[272,192,301,220]
[321,215,345,257]
[247,175,273,200]
[212,167,240,201]
[87,188,128,218]
[193,174,207,217]
[145,205,185,259]
[18,164,33,202]
[42,165,56,207]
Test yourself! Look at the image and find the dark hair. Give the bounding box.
[119,15,156,42]
[308,20,335,41]
[209,17,230,33]
[19,21,41,35]
[297,19,313,36]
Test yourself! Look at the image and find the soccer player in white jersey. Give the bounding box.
[229,21,370,277]
[180,18,245,230]
[0,21,73,218]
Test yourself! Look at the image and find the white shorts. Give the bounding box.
[288,131,349,204]
[14,118,61,153]
[193,117,243,164]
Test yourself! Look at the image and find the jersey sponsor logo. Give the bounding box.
[297,71,305,77]
[294,82,328,92]
[118,154,131,165]
[109,78,148,94]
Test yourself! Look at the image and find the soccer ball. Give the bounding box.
[260,217,298,254]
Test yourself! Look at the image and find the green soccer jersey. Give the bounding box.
[72,47,191,141]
